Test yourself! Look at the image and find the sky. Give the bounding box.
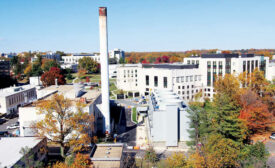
[0,0,275,53]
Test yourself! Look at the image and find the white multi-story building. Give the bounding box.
[0,85,37,115]
[183,53,269,98]
[267,59,275,82]
[19,84,104,137]
[116,64,203,101]
[62,54,101,64]
[109,49,125,60]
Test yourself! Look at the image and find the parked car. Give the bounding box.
[7,122,20,130]
[0,118,7,124]
[270,133,275,140]
[0,131,9,137]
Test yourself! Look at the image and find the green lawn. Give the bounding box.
[132,107,138,123]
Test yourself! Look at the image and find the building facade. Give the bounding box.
[116,64,203,102]
[19,84,104,137]
[183,54,269,98]
[109,49,125,60]
[0,85,37,115]
[62,54,101,64]
[0,60,10,76]
[147,89,190,148]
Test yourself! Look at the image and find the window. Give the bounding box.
[182,86,185,89]
[146,75,149,86]
[176,77,179,83]
[187,60,190,64]
[192,60,195,65]
[182,91,185,94]
[178,91,180,94]
[154,76,158,87]
[196,60,199,65]
[181,77,184,82]
[187,85,189,89]
[190,76,193,82]
[192,85,194,88]
[146,88,149,91]
[186,76,189,82]
[178,86,180,89]
[195,75,197,81]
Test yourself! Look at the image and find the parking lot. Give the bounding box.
[0,117,19,135]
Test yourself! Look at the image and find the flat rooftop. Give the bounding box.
[0,84,35,97]
[142,64,198,69]
[91,143,123,168]
[27,84,101,107]
[0,137,44,167]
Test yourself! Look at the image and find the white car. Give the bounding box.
[6,122,19,130]
[270,133,275,140]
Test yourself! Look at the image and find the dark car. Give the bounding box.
[0,118,7,124]
[0,131,9,137]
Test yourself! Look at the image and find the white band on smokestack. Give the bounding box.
[99,7,111,134]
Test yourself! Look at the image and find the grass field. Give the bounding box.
[132,107,138,123]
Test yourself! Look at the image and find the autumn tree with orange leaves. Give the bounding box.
[239,89,272,133]
[34,94,95,158]
[51,153,92,168]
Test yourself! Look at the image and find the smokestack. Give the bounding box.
[99,7,111,133]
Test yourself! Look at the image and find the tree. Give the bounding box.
[211,93,247,143]
[78,57,100,73]
[166,152,188,168]
[187,101,212,148]
[204,134,240,168]
[34,94,95,158]
[239,89,272,133]
[119,57,125,64]
[51,153,92,168]
[188,134,240,168]
[239,142,269,168]
[41,59,60,72]
[41,67,66,86]
[56,51,66,57]
[144,147,158,166]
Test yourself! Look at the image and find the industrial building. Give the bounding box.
[147,89,190,148]
[0,85,37,115]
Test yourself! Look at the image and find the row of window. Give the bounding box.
[175,75,201,83]
[177,85,195,90]
[187,60,200,65]
[8,90,35,106]
[146,76,168,88]
[123,69,138,78]
[178,89,199,95]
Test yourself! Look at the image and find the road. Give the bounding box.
[0,117,19,134]
[117,107,137,146]
[266,140,275,167]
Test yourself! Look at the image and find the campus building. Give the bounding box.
[62,53,101,64]
[183,53,270,98]
[147,89,190,148]
[0,137,47,168]
[109,48,125,61]
[19,84,104,137]
[0,60,10,76]
[0,85,37,115]
[116,64,203,102]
